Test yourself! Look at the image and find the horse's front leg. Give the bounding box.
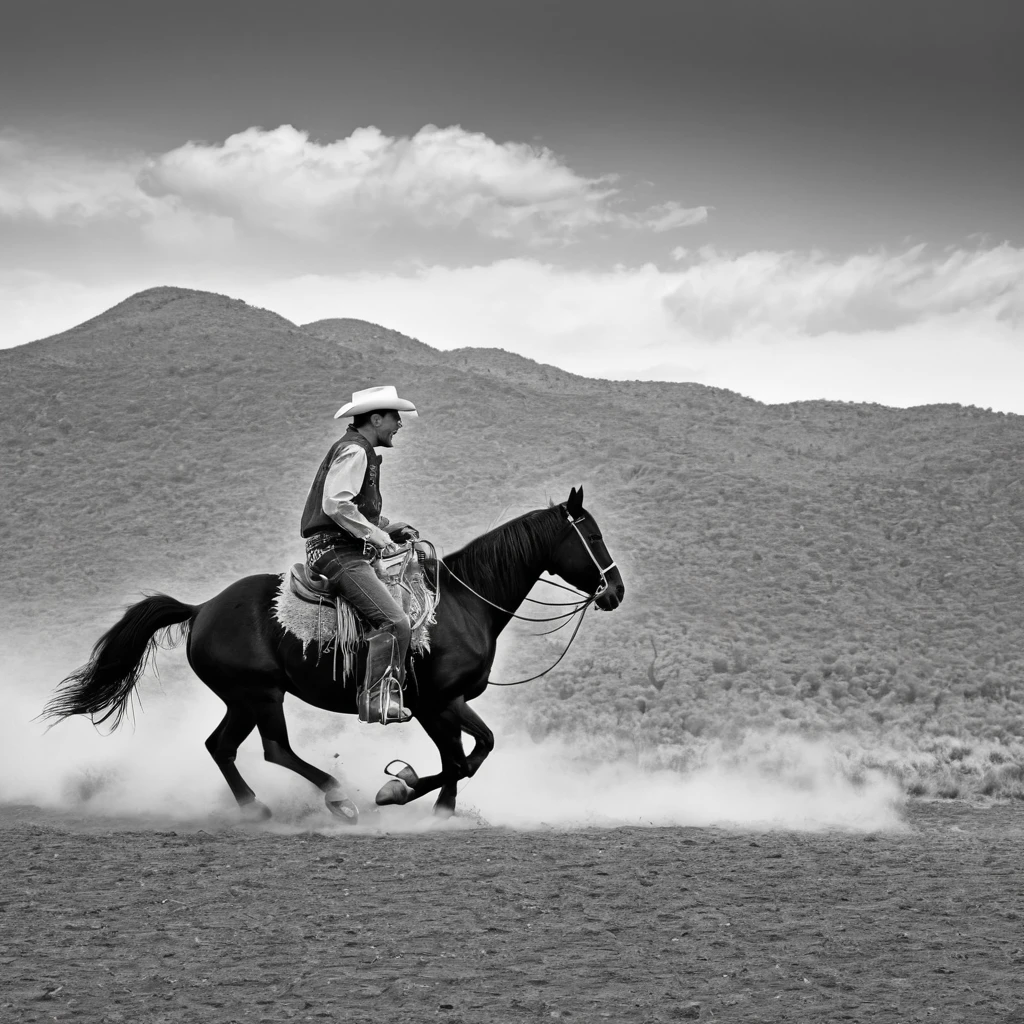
[418,708,471,818]
[428,697,497,813]
[444,696,494,777]
[375,708,469,815]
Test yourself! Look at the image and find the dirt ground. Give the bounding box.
[1,801,1022,1024]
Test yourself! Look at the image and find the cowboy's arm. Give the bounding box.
[322,447,391,549]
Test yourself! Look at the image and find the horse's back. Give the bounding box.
[188,573,285,679]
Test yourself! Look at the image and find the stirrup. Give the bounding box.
[357,673,412,725]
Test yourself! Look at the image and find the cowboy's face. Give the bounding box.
[373,411,403,447]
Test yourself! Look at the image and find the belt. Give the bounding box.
[305,529,348,549]
[305,531,375,562]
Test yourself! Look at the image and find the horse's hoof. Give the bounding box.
[432,799,456,820]
[240,800,272,822]
[325,793,359,824]
[375,779,414,806]
[384,760,420,786]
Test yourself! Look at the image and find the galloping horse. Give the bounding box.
[44,487,624,822]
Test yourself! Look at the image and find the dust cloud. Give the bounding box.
[1,645,903,833]
[449,731,905,832]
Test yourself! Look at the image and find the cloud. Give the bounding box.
[641,201,709,233]
[0,126,705,250]
[137,124,706,244]
[246,243,1024,352]
[0,132,147,223]
[664,244,1024,338]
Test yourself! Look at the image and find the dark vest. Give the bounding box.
[300,428,383,544]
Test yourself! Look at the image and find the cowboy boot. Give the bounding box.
[357,631,412,724]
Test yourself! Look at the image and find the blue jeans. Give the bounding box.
[308,548,411,661]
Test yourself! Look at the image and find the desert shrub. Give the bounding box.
[684,714,709,737]
[831,658,853,680]
[895,682,919,705]
[801,676,822,698]
[978,771,1000,797]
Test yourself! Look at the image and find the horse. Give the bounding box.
[43,487,625,822]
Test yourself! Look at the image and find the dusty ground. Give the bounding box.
[1,801,1022,1024]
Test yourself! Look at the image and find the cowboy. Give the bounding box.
[300,386,420,724]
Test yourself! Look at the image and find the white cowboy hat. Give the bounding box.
[334,385,418,419]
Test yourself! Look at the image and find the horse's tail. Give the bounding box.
[42,594,197,729]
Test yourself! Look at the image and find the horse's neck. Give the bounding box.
[491,557,546,628]
[447,523,552,630]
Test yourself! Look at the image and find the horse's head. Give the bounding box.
[548,486,625,611]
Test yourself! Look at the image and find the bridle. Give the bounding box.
[563,509,618,600]
[439,505,618,686]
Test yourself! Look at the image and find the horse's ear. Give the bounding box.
[567,486,583,515]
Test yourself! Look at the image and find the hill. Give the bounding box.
[3,286,1024,799]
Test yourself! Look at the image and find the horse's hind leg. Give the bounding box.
[206,704,269,821]
[252,698,359,824]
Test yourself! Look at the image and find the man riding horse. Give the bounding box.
[300,385,420,724]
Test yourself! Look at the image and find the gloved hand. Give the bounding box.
[389,524,420,543]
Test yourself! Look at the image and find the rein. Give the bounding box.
[486,601,593,686]
[440,566,591,624]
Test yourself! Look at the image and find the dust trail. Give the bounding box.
[2,646,903,832]
[444,730,906,832]
[0,646,232,818]
[312,723,904,833]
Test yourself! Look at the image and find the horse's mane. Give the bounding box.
[442,506,563,586]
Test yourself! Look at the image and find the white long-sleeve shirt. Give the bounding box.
[321,445,391,549]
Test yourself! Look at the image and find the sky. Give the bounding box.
[2,0,1023,410]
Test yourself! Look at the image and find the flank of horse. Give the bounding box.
[43,487,625,822]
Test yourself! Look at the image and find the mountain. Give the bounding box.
[3,286,1024,798]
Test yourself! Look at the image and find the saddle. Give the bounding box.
[288,562,335,602]
[287,547,418,605]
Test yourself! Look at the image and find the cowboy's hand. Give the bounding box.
[380,542,404,558]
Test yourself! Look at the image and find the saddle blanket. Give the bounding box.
[271,560,437,674]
